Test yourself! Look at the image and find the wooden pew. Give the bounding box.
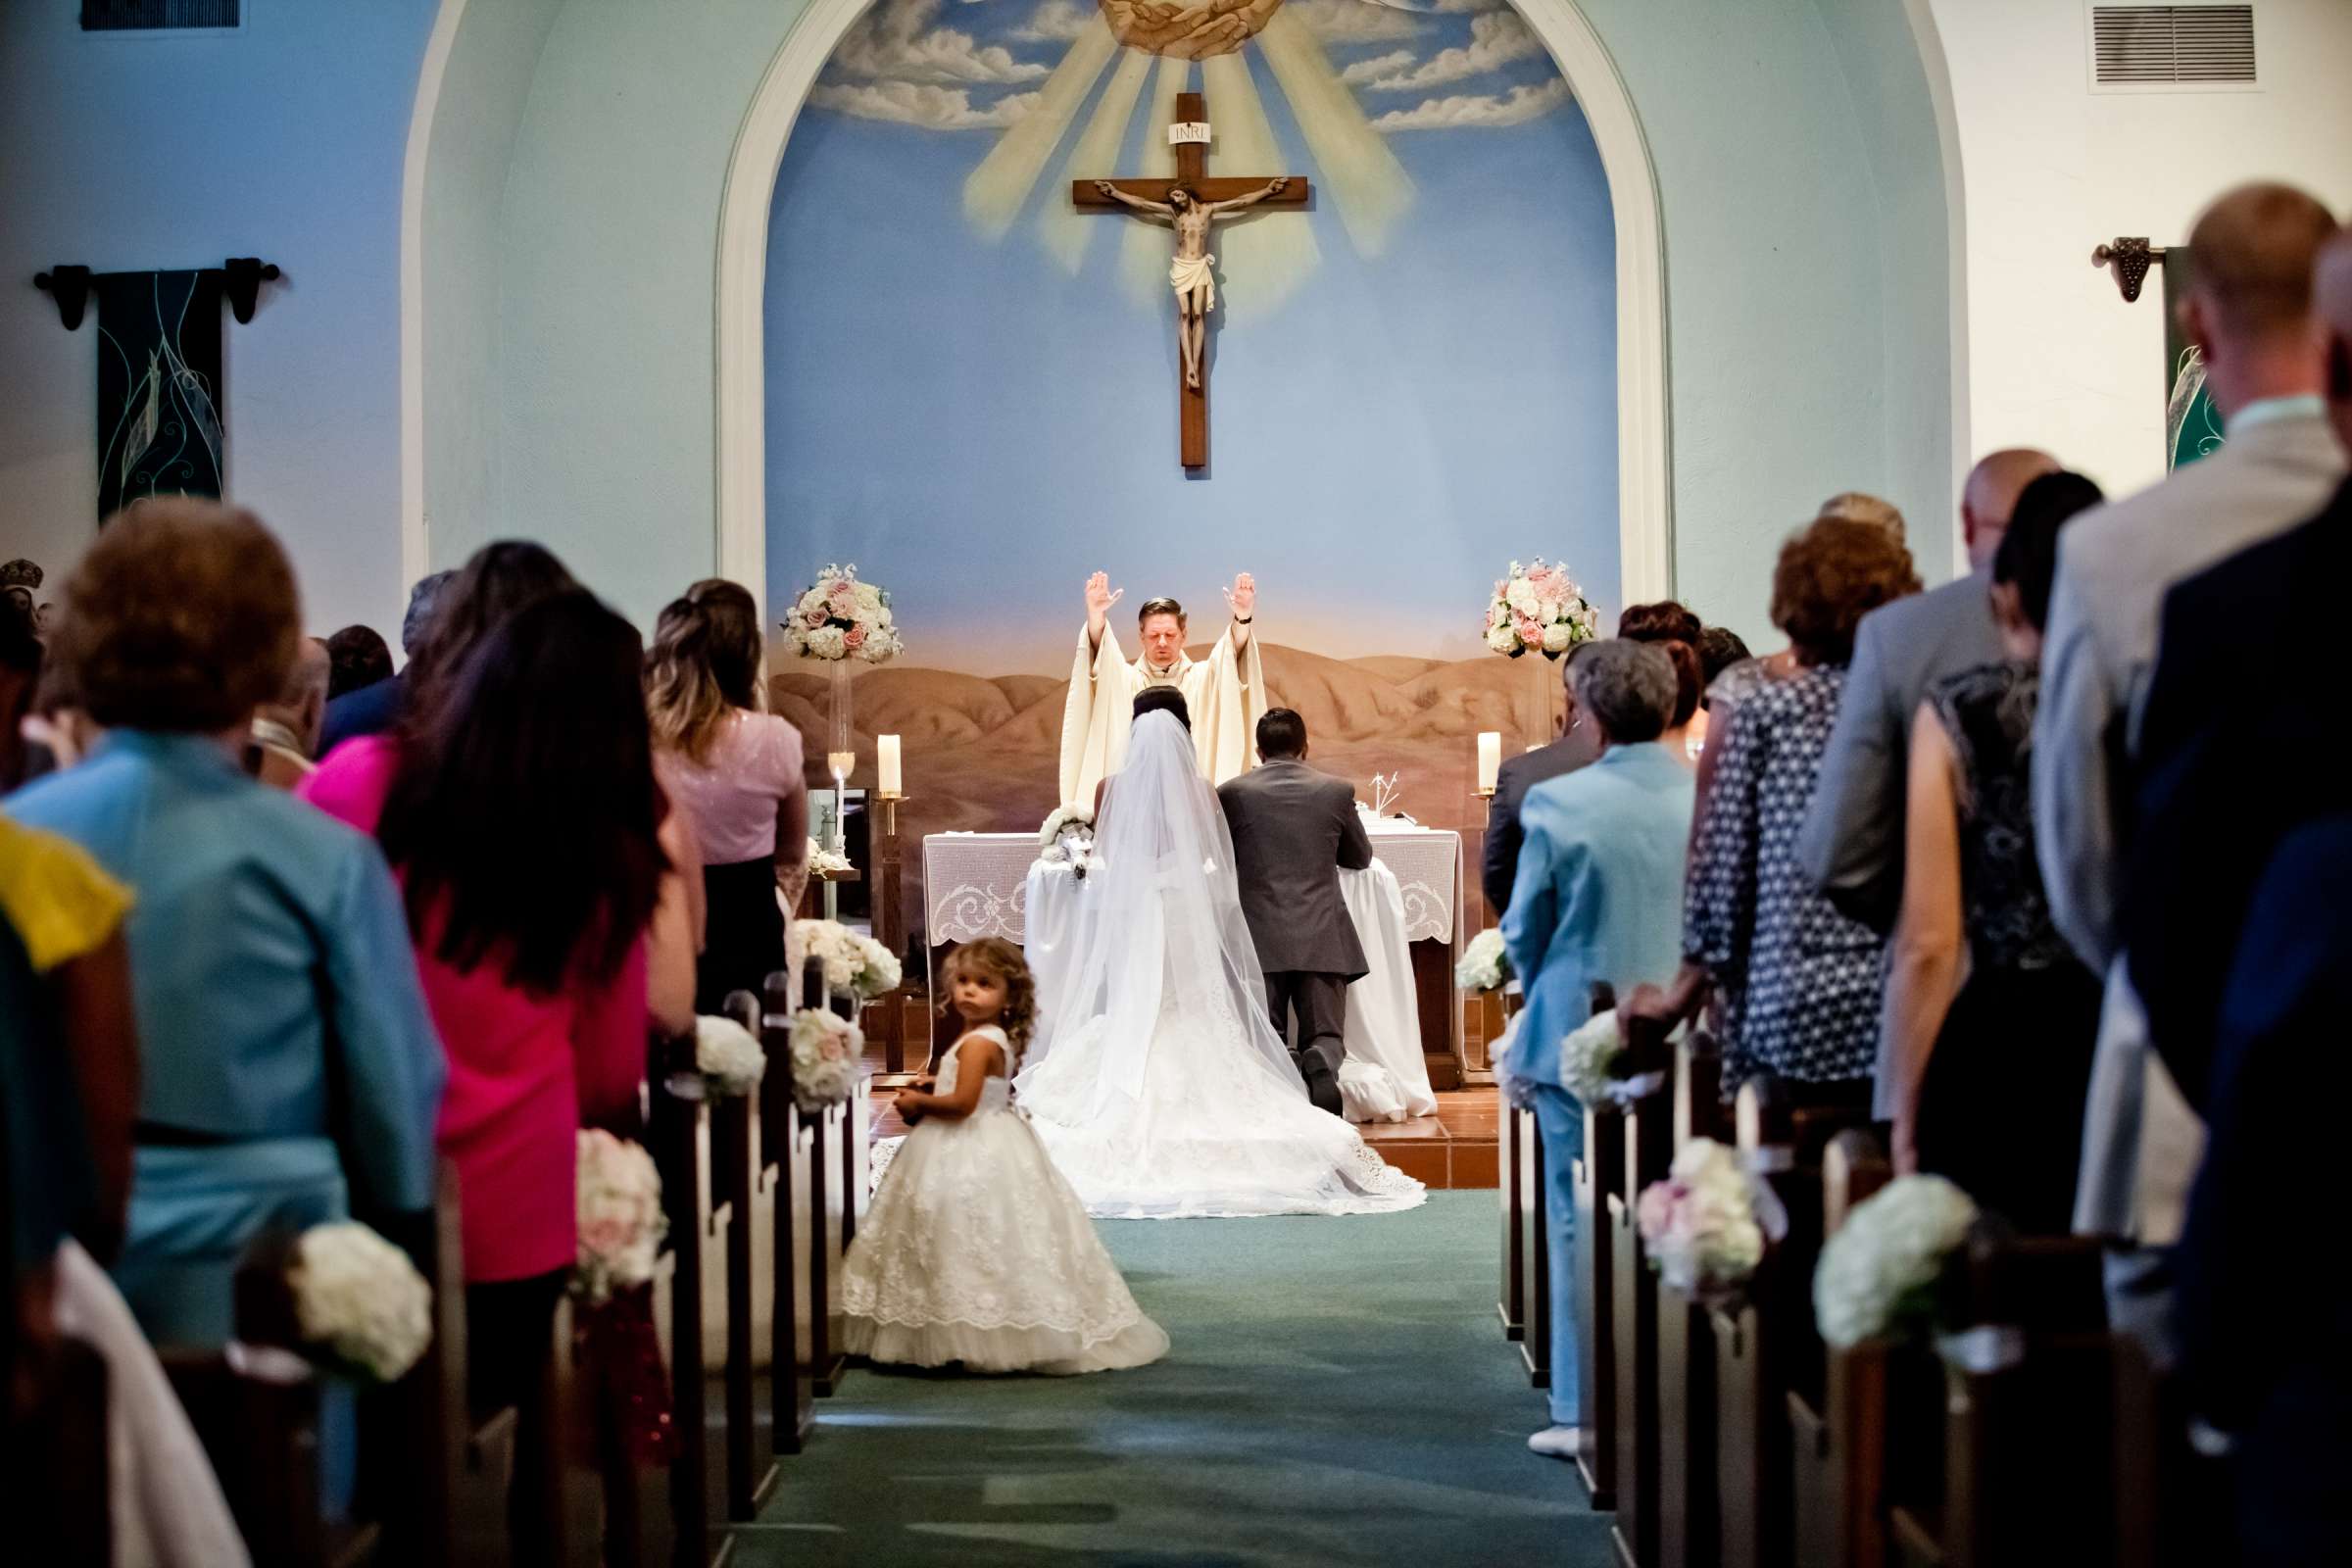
[760,967,816,1457]
[1498,987,1530,1346]
[1607,1033,1676,1567]
[1649,1036,1727,1568]
[1888,1233,2107,1568]
[1575,1098,1624,1510]
[1711,1080,1870,1568]
[1787,1130,1897,1568]
[713,991,779,1524]
[647,1052,720,1568]
[796,966,854,1398]
[7,1335,113,1567]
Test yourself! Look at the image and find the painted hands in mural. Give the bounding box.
[1098,0,1284,61]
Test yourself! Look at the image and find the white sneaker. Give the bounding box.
[1527,1425,1584,1460]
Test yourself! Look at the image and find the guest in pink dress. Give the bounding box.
[645,579,808,1011]
[303,586,693,1559]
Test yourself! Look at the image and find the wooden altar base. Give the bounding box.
[866,1081,1502,1191]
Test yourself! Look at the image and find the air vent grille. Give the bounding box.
[2093,6,2256,85]
[81,1,241,30]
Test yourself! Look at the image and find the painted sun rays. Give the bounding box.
[964,2,1412,317]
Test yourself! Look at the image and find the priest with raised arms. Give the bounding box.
[1058,569,1266,808]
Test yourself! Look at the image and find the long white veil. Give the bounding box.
[1024,710,1306,1116]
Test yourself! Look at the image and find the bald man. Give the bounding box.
[2127,228,2352,1142]
[248,637,330,789]
[2033,186,2342,1360]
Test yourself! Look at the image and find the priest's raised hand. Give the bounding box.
[1059,570,1268,809]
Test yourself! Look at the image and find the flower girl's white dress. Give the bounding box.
[841,1027,1169,1374]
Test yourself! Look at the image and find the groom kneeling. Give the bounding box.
[1218,710,1373,1115]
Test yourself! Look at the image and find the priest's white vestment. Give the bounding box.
[1057,623,1265,808]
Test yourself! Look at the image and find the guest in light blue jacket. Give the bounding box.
[1500,639,1694,1461]
[8,502,445,1348]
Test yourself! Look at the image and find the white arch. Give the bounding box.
[711,0,1671,616]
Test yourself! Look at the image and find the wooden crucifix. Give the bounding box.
[1073,92,1309,469]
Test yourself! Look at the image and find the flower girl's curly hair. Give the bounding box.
[939,938,1037,1073]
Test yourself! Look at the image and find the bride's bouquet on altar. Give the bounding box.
[1037,806,1098,878]
[1486,560,1600,660]
[782,563,903,664]
[1637,1138,1772,1299]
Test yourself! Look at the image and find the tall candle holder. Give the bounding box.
[871,779,911,1077]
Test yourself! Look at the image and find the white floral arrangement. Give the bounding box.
[1637,1138,1767,1298]
[1456,928,1510,993]
[573,1130,666,1306]
[807,838,852,877]
[781,563,903,664]
[1485,559,1600,660]
[289,1222,433,1384]
[1813,1174,1981,1350]
[693,1014,768,1098]
[1555,1007,1631,1104]
[1037,805,1099,878]
[794,917,903,999]
[786,1007,864,1112]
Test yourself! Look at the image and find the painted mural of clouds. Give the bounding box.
[1339,49,1417,85]
[1370,76,1569,129]
[1012,0,1095,42]
[1287,0,1426,44]
[810,79,1044,128]
[1356,12,1542,91]
[831,0,1049,85]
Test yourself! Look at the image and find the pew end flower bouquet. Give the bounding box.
[1813,1174,1981,1349]
[1637,1138,1771,1300]
[786,1007,864,1113]
[1456,929,1510,993]
[688,1014,767,1100]
[574,1130,667,1306]
[794,917,903,1000]
[288,1222,434,1384]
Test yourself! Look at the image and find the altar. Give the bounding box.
[921,823,1466,1089]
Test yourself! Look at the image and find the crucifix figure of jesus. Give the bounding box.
[1074,92,1309,468]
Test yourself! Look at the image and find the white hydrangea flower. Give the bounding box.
[1486,623,1518,655]
[807,624,848,661]
[1504,578,1540,616]
[1813,1174,1980,1349]
[1455,928,1509,992]
[786,1008,863,1111]
[1542,621,1573,654]
[694,1014,767,1097]
[292,1222,432,1383]
[1555,1008,1627,1103]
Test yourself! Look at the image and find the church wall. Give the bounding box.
[1927,0,2352,503]
[0,0,438,638]
[418,0,567,581]
[469,0,1959,645]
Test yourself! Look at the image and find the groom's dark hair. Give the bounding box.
[1255,709,1306,759]
[1133,686,1191,731]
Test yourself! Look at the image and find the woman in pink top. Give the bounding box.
[304,586,692,1554]
[645,580,808,1011]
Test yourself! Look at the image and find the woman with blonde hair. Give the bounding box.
[646,579,808,1010]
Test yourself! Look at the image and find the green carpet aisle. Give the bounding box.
[733,1192,1612,1566]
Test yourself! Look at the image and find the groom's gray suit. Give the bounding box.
[1217,758,1373,1114]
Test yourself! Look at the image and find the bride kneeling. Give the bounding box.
[1017,695,1426,1219]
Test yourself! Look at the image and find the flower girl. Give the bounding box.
[841,938,1168,1374]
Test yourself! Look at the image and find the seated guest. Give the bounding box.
[1886,472,2106,1230]
[247,636,329,788]
[303,589,685,1543]
[324,622,394,701]
[1499,639,1694,1461]
[1631,517,1920,1093]
[645,578,808,1010]
[317,567,453,757]
[1618,600,1706,766]
[6,500,445,1346]
[2178,815,2352,1567]
[1480,644,1600,916]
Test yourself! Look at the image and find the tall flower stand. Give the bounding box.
[824,662,855,923]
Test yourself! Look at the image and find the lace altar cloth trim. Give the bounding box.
[922,828,1459,946]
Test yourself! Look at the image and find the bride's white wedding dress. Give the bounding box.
[1016,711,1426,1219]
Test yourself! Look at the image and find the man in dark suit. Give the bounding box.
[317,568,453,758]
[1217,709,1373,1115]
[2128,228,2352,1117]
[2177,816,2352,1565]
[1481,648,1601,917]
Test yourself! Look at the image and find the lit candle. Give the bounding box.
[878,734,903,797]
[1476,731,1501,795]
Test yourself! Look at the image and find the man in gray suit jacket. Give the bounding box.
[1218,709,1374,1115]
[2032,184,2343,1337]
[1797,448,2056,1117]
